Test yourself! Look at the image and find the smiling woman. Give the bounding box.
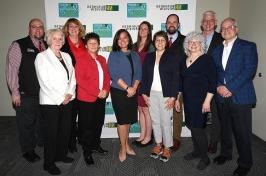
[140,30,180,163]
[75,32,110,166]
[34,28,76,175]
[176,31,216,170]
[108,29,142,162]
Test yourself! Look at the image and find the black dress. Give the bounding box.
[180,54,216,128]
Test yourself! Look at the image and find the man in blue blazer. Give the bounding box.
[212,18,258,176]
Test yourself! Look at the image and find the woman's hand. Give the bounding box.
[165,97,175,110]
[127,87,136,97]
[175,99,181,112]
[142,94,150,106]
[62,94,72,105]
[202,100,211,113]
[98,90,108,99]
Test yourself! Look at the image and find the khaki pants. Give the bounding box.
[173,98,183,141]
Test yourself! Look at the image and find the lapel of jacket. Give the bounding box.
[47,48,67,72]
[216,45,224,71]
[207,32,218,54]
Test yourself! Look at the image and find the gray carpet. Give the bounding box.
[0,117,266,176]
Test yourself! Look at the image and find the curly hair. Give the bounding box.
[183,31,206,56]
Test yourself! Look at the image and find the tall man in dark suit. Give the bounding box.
[201,10,224,154]
[6,18,46,163]
[212,18,258,176]
[165,14,185,151]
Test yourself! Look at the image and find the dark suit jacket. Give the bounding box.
[206,31,223,55]
[212,38,258,104]
[167,31,186,59]
[140,51,180,97]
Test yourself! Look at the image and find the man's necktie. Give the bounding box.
[38,41,44,52]
[168,37,173,47]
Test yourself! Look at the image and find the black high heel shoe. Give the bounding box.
[132,140,142,146]
[139,140,153,147]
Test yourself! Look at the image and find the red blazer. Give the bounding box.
[75,52,110,102]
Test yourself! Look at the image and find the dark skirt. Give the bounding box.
[110,87,137,125]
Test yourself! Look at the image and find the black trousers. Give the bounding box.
[68,98,79,147]
[190,127,209,162]
[78,98,106,156]
[15,95,44,153]
[40,102,72,165]
[217,98,253,169]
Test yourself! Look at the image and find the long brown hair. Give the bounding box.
[136,21,153,52]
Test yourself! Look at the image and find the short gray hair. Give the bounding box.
[46,28,65,46]
[221,17,238,28]
[202,10,216,20]
[183,31,206,56]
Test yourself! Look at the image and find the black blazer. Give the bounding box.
[206,31,223,55]
[140,51,180,97]
[167,31,186,59]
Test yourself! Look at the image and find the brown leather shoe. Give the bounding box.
[170,139,180,152]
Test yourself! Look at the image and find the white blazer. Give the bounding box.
[35,48,76,105]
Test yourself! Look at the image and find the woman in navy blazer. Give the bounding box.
[140,31,180,162]
[107,29,142,162]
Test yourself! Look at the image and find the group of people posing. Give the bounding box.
[6,10,258,176]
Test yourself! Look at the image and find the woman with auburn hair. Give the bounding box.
[61,18,86,153]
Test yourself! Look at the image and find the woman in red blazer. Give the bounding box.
[75,32,110,166]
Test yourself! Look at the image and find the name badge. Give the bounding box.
[27,48,35,53]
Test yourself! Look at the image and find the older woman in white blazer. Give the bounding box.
[35,29,76,175]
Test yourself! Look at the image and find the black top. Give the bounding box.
[180,54,216,128]
[59,59,69,80]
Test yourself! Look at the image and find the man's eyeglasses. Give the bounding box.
[221,25,236,32]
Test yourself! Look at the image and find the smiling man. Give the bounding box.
[201,10,224,154]
[212,17,258,176]
[6,18,47,163]
[165,14,185,152]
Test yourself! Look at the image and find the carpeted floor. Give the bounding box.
[0,117,266,176]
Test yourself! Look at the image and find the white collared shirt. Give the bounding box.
[222,36,237,84]
[222,36,237,70]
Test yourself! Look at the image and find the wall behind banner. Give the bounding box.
[0,0,230,117]
[44,0,197,138]
[0,0,232,137]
